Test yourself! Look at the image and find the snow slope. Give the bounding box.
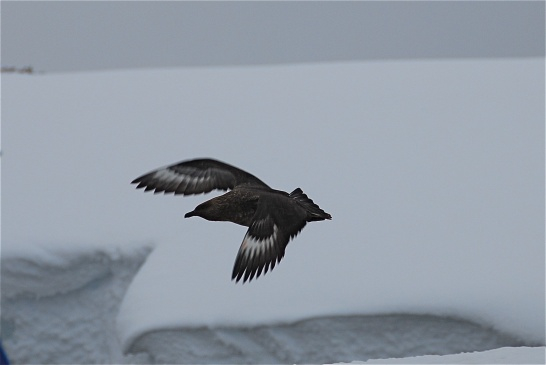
[358,346,545,364]
[2,58,544,363]
[128,314,531,364]
[1,241,154,364]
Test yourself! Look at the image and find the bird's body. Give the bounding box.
[132,158,331,283]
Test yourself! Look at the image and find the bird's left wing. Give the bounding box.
[231,195,307,283]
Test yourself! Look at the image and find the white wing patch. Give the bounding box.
[153,168,208,185]
[240,223,278,260]
[152,168,183,184]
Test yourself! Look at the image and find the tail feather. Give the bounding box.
[289,188,332,221]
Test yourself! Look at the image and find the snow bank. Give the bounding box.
[127,314,529,364]
[114,58,544,351]
[1,241,154,364]
[358,346,545,364]
[2,58,544,363]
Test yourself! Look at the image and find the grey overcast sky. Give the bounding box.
[2,1,544,73]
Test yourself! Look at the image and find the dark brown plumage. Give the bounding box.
[132,158,331,283]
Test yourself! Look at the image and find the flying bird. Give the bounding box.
[132,158,331,283]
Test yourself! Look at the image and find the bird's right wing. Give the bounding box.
[131,158,270,195]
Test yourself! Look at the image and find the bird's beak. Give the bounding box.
[184,210,196,218]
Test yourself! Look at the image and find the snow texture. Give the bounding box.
[2,58,544,363]
[128,315,531,364]
[1,241,154,364]
[357,346,545,364]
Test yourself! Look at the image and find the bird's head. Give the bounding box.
[184,199,224,221]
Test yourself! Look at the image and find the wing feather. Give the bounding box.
[132,158,270,196]
[231,193,308,283]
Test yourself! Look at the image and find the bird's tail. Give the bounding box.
[290,188,332,221]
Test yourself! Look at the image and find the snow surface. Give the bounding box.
[1,240,154,363]
[356,346,545,364]
[2,58,544,363]
[128,314,534,364]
